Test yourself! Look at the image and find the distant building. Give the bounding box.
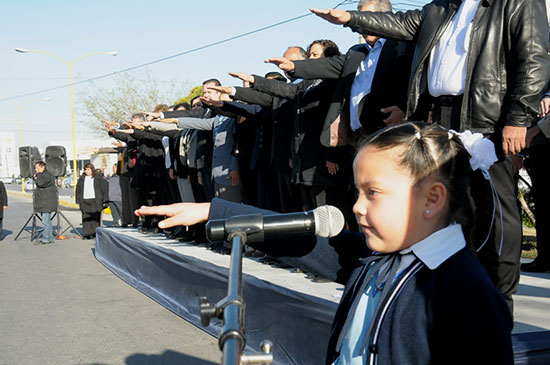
[0,133,18,177]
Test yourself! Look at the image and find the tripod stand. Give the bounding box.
[15,204,82,241]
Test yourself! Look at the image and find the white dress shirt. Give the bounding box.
[349,39,386,131]
[428,0,481,97]
[162,136,171,169]
[83,176,95,199]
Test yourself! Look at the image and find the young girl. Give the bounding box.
[136,122,513,364]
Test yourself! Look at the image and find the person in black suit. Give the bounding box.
[265,0,415,148]
[108,123,140,228]
[0,181,7,240]
[204,73,285,211]
[209,47,309,213]
[225,40,357,228]
[146,79,232,203]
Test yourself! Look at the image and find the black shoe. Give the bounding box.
[521,261,550,273]
[307,274,331,283]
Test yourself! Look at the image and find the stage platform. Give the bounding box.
[95,227,550,364]
[95,227,343,364]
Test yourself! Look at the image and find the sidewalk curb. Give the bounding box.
[7,190,80,209]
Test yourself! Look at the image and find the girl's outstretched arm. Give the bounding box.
[135,202,211,229]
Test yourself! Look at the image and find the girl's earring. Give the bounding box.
[425,210,430,214]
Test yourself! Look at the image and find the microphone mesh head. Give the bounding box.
[313,205,345,238]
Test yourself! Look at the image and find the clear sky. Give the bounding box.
[0,0,428,149]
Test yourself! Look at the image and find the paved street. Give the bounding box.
[0,193,219,365]
[1,189,549,364]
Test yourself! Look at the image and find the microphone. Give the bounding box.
[205,205,345,243]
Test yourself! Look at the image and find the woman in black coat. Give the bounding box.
[0,181,7,239]
[75,163,108,239]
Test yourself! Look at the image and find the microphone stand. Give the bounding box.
[199,221,274,365]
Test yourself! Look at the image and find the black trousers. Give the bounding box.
[119,175,139,226]
[276,168,301,213]
[433,96,522,312]
[198,168,215,202]
[255,163,281,212]
[469,157,522,312]
[137,190,161,230]
[80,199,101,236]
[526,139,550,266]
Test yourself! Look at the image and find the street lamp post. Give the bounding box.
[3,98,51,192]
[15,48,118,199]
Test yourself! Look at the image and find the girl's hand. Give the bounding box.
[135,202,211,229]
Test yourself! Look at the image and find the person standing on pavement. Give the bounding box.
[33,161,58,244]
[75,163,109,239]
[0,181,7,240]
[106,163,123,227]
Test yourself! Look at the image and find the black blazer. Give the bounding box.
[251,76,353,187]
[233,83,314,171]
[292,41,415,146]
[110,131,137,178]
[76,174,109,212]
[164,107,214,176]
[0,181,7,218]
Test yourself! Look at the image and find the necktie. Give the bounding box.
[335,253,402,353]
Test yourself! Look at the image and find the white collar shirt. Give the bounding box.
[428,0,481,97]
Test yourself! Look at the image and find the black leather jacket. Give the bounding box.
[345,0,550,134]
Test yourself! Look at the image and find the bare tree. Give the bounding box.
[77,69,190,134]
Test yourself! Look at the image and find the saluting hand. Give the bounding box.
[264,57,295,72]
[143,112,160,121]
[309,8,351,25]
[199,96,224,108]
[228,72,255,84]
[207,85,233,95]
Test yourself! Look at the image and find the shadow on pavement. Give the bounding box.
[515,283,550,299]
[1,229,13,240]
[125,350,218,365]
